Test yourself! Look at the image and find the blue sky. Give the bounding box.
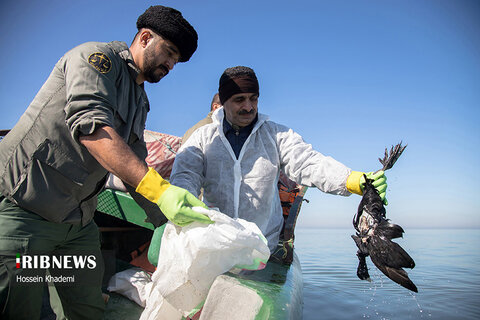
[1,0,479,228]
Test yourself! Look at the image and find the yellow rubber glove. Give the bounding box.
[346,170,388,205]
[136,168,213,226]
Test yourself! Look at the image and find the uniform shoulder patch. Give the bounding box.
[88,52,112,74]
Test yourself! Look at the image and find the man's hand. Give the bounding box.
[346,170,388,205]
[361,171,388,204]
[157,185,212,226]
[136,168,213,226]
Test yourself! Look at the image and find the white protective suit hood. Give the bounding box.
[171,108,352,252]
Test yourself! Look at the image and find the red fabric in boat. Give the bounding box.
[144,130,182,179]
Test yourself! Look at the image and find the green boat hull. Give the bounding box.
[97,189,304,319]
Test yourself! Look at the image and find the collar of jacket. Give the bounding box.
[222,113,258,136]
[114,41,142,86]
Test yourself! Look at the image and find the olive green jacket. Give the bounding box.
[0,41,149,226]
[181,111,214,145]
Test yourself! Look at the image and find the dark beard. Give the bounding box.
[143,48,169,83]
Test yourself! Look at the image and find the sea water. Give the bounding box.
[294,228,480,320]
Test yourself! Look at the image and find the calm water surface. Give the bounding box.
[294,228,480,320]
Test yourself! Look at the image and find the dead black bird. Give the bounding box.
[351,143,418,293]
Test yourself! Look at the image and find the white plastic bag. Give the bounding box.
[107,268,153,307]
[140,207,270,320]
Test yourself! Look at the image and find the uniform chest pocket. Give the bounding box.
[32,139,88,185]
[11,140,90,221]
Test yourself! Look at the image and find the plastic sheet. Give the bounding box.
[140,207,270,319]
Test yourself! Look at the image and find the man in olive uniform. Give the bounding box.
[181,93,222,144]
[0,5,210,320]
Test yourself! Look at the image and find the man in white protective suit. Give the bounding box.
[170,66,388,255]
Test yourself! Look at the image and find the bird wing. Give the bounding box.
[367,235,418,292]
